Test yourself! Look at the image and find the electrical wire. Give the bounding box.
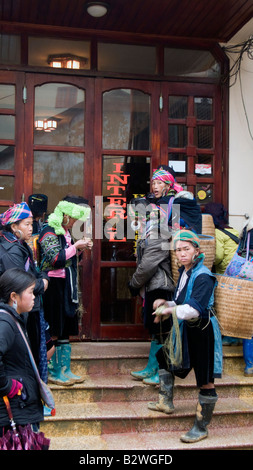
[223,36,253,140]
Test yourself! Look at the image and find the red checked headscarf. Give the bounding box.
[152,168,183,194]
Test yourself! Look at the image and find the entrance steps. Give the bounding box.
[41,342,253,450]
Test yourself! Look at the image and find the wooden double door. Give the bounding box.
[0,71,227,339]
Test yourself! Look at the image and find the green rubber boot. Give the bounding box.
[131,340,163,380]
[61,343,85,384]
[48,346,73,386]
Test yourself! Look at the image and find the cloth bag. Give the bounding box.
[225,232,253,280]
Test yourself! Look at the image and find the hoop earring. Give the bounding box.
[62,216,70,226]
[12,300,18,311]
[131,220,141,231]
[192,253,198,263]
[14,229,24,240]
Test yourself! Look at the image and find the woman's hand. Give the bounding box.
[74,238,93,251]
[152,299,174,324]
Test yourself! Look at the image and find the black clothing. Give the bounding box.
[0,231,48,366]
[0,303,43,428]
[157,260,218,387]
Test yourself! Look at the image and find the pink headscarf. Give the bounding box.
[152,168,183,193]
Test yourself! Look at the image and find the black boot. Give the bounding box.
[180,393,218,443]
[148,369,175,414]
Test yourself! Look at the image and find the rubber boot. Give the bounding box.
[180,393,218,443]
[131,340,163,380]
[60,343,85,384]
[143,371,159,385]
[243,337,253,376]
[47,346,74,386]
[148,369,175,413]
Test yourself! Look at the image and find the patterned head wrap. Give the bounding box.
[0,202,33,226]
[48,200,90,235]
[173,229,200,248]
[152,168,183,194]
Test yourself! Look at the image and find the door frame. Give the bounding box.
[23,73,95,341]
[92,78,161,339]
[0,71,26,207]
[0,72,228,340]
[91,77,227,340]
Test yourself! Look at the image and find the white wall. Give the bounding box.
[225,19,253,233]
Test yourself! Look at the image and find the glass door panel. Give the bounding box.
[33,151,84,213]
[34,83,85,147]
[102,89,150,150]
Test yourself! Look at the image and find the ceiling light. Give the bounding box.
[86,2,109,17]
[47,54,88,69]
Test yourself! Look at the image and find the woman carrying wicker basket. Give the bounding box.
[149,229,222,443]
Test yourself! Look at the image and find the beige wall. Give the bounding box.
[225,19,253,234]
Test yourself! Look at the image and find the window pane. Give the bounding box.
[0,175,14,200]
[101,267,139,323]
[28,37,90,70]
[33,152,84,213]
[34,84,85,147]
[0,116,15,140]
[168,153,187,175]
[194,126,213,149]
[195,154,213,177]
[196,183,213,203]
[169,125,187,148]
[0,145,15,170]
[194,97,213,120]
[103,89,150,150]
[0,85,15,110]
[98,43,156,75]
[101,155,150,261]
[169,96,188,119]
[0,35,20,65]
[164,48,220,77]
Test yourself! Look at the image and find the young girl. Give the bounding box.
[0,268,44,437]
[151,230,222,443]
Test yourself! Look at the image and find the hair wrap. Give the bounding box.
[152,168,183,193]
[173,229,200,248]
[0,202,33,226]
[48,200,90,235]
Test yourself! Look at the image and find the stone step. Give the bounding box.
[49,371,253,404]
[41,396,253,437]
[44,341,252,451]
[49,425,253,451]
[69,342,245,376]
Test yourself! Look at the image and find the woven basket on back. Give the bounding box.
[171,234,216,284]
[214,274,253,339]
[202,213,215,238]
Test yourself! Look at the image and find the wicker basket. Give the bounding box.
[214,274,253,339]
[171,234,216,284]
[202,214,215,238]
